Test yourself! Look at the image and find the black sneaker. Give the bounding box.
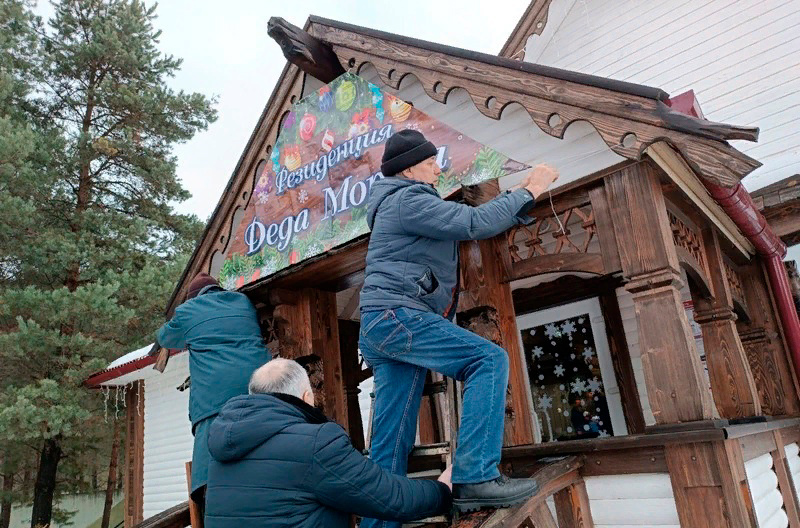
[452,475,540,512]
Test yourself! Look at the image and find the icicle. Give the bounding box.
[114,387,120,420]
[137,381,142,417]
[103,386,110,423]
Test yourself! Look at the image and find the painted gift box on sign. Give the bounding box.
[219,72,529,289]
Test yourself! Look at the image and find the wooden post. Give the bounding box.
[605,162,714,424]
[738,261,800,417]
[339,319,365,451]
[271,289,350,429]
[124,380,144,528]
[457,181,534,446]
[184,462,203,528]
[692,228,761,419]
[554,480,595,528]
[665,440,755,528]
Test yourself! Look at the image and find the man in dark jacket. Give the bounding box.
[155,272,270,507]
[204,358,452,528]
[359,130,558,522]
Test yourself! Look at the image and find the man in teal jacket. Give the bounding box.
[156,272,270,508]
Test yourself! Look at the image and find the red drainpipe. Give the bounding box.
[704,181,800,376]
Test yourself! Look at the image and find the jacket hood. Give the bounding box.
[367,177,416,229]
[207,393,326,462]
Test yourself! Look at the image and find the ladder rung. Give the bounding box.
[410,442,450,457]
[407,469,442,479]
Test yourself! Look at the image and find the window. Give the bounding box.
[516,298,628,443]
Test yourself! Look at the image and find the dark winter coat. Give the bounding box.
[359,177,535,318]
[204,393,451,528]
[155,286,270,426]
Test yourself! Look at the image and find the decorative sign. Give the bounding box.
[219,72,529,289]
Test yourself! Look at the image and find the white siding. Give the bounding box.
[746,452,789,528]
[585,473,680,527]
[142,353,194,519]
[524,0,800,192]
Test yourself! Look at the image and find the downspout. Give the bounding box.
[704,181,800,377]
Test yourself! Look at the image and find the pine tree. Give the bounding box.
[0,1,216,526]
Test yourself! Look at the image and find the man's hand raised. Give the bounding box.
[520,164,559,200]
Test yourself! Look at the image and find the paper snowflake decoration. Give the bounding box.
[554,364,565,377]
[537,394,553,410]
[588,378,602,392]
[298,189,309,204]
[583,347,595,361]
[531,346,544,359]
[578,317,585,324]
[599,430,610,438]
[570,379,587,393]
[561,320,576,336]
[545,323,560,339]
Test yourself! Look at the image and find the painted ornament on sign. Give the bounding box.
[282,145,302,171]
[321,129,335,152]
[299,113,317,141]
[319,85,333,112]
[335,80,356,111]
[389,97,412,122]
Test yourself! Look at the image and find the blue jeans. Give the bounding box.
[359,307,509,528]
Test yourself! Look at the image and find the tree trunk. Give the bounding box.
[1,459,12,528]
[101,420,121,528]
[30,437,62,528]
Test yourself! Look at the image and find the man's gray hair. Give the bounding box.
[248,358,312,399]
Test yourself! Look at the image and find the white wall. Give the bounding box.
[784,443,800,508]
[523,0,800,192]
[142,352,194,519]
[585,473,680,527]
[745,452,789,528]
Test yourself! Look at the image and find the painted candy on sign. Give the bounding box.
[219,72,528,290]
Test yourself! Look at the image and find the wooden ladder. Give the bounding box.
[453,457,592,528]
[366,371,461,527]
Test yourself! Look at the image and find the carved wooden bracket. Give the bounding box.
[668,211,712,297]
[268,17,346,83]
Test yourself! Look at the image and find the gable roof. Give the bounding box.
[164,15,761,317]
[499,0,554,58]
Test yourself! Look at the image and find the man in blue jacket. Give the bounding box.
[204,358,452,528]
[359,130,558,522]
[155,272,270,508]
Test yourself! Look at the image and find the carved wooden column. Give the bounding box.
[269,288,350,429]
[737,261,800,416]
[605,162,714,424]
[691,228,761,418]
[456,181,534,446]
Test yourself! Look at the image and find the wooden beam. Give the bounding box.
[598,291,646,435]
[339,319,365,451]
[184,463,203,528]
[267,17,345,83]
[133,502,190,528]
[124,381,144,528]
[606,162,714,424]
[509,253,605,282]
[665,441,753,528]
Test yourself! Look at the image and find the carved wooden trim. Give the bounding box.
[668,210,713,297]
[506,203,604,278]
[724,260,748,312]
[308,21,759,189]
[499,0,554,59]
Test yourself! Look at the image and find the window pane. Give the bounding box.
[520,312,614,442]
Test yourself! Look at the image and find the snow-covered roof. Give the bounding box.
[84,344,184,388]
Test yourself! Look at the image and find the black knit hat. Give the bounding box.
[380,129,438,177]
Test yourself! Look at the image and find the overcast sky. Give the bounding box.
[37,0,531,220]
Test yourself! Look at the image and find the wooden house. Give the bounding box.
[90,10,800,528]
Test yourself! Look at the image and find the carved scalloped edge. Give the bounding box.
[349,53,758,188]
[189,70,306,289]
[500,0,555,59]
